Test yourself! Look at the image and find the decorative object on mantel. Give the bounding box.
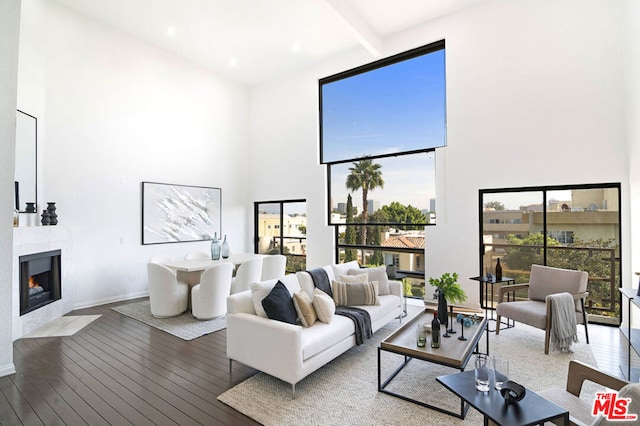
[40,209,50,226]
[428,272,467,330]
[25,202,36,213]
[221,234,230,258]
[13,209,19,227]
[47,202,58,225]
[211,232,221,260]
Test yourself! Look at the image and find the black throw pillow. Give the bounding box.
[261,281,298,324]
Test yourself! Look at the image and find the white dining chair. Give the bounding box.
[185,252,210,260]
[230,258,263,294]
[147,262,189,318]
[191,263,234,320]
[261,254,287,280]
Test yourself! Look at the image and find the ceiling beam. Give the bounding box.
[324,0,382,58]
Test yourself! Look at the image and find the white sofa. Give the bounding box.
[226,261,403,396]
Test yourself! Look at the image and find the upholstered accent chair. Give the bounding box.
[539,360,632,426]
[191,263,234,320]
[185,252,210,260]
[261,254,287,280]
[230,258,263,294]
[147,262,189,318]
[495,264,589,354]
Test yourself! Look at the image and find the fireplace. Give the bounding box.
[19,249,62,316]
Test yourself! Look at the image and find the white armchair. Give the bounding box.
[147,262,189,318]
[261,254,287,280]
[191,263,234,320]
[230,258,263,294]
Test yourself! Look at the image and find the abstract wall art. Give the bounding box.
[141,182,221,245]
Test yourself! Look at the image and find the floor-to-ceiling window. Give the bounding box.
[254,200,306,273]
[319,40,446,298]
[479,183,621,325]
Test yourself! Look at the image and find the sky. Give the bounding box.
[321,48,446,164]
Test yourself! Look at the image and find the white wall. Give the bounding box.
[16,0,251,315]
[0,0,21,376]
[250,0,631,307]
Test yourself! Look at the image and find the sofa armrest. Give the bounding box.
[566,360,628,397]
[497,283,530,303]
[227,313,303,385]
[227,290,255,314]
[388,280,403,299]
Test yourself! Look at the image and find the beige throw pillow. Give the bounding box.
[348,266,390,295]
[312,288,335,323]
[293,291,317,327]
[332,280,380,306]
[338,272,368,284]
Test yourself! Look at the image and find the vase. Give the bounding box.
[25,202,36,213]
[211,232,221,260]
[221,234,230,258]
[47,202,58,225]
[40,209,50,226]
[437,291,448,328]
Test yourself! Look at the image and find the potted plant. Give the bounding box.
[428,272,467,327]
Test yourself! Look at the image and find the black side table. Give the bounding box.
[437,370,569,426]
[470,276,515,332]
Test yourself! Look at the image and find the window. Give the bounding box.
[319,41,446,299]
[255,200,306,273]
[480,183,621,325]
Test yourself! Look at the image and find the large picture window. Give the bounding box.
[479,183,621,325]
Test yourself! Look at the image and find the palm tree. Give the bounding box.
[346,159,384,247]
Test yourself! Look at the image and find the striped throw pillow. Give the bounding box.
[331,280,380,306]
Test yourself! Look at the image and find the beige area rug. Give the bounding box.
[23,315,102,338]
[218,314,598,426]
[111,300,226,341]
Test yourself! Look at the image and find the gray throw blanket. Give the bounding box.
[547,292,578,352]
[305,268,372,345]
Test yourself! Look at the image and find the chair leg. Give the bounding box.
[229,359,233,373]
[495,314,501,335]
[581,299,590,344]
[545,301,552,355]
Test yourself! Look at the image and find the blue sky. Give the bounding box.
[321,48,446,164]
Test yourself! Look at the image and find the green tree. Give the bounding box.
[485,201,506,210]
[344,194,357,262]
[346,159,384,245]
[504,233,560,271]
[378,201,427,230]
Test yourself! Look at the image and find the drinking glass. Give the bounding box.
[492,356,509,390]
[474,354,490,392]
[416,324,426,347]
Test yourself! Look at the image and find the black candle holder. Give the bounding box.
[447,305,457,334]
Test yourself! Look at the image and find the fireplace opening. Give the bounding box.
[19,249,61,316]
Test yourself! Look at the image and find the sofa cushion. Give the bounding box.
[329,261,360,281]
[528,264,588,302]
[332,280,380,306]
[312,288,335,323]
[338,273,368,284]
[293,291,317,327]
[349,266,391,295]
[301,314,354,361]
[262,281,298,324]
[251,274,301,318]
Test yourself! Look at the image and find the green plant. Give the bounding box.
[428,272,467,305]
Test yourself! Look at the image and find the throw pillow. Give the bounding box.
[332,280,380,306]
[261,281,298,324]
[349,266,390,295]
[293,291,317,327]
[338,272,368,284]
[250,280,277,318]
[312,288,335,324]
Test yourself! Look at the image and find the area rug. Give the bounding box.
[218,315,598,425]
[111,300,226,340]
[23,315,102,338]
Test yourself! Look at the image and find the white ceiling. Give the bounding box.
[49,0,485,85]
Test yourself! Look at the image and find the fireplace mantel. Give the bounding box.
[12,226,74,340]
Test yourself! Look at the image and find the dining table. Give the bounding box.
[162,253,266,285]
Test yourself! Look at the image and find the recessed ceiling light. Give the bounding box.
[166,26,176,37]
[229,58,238,67]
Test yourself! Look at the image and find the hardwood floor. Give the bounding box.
[0,300,636,425]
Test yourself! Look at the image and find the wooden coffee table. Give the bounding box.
[378,309,487,418]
